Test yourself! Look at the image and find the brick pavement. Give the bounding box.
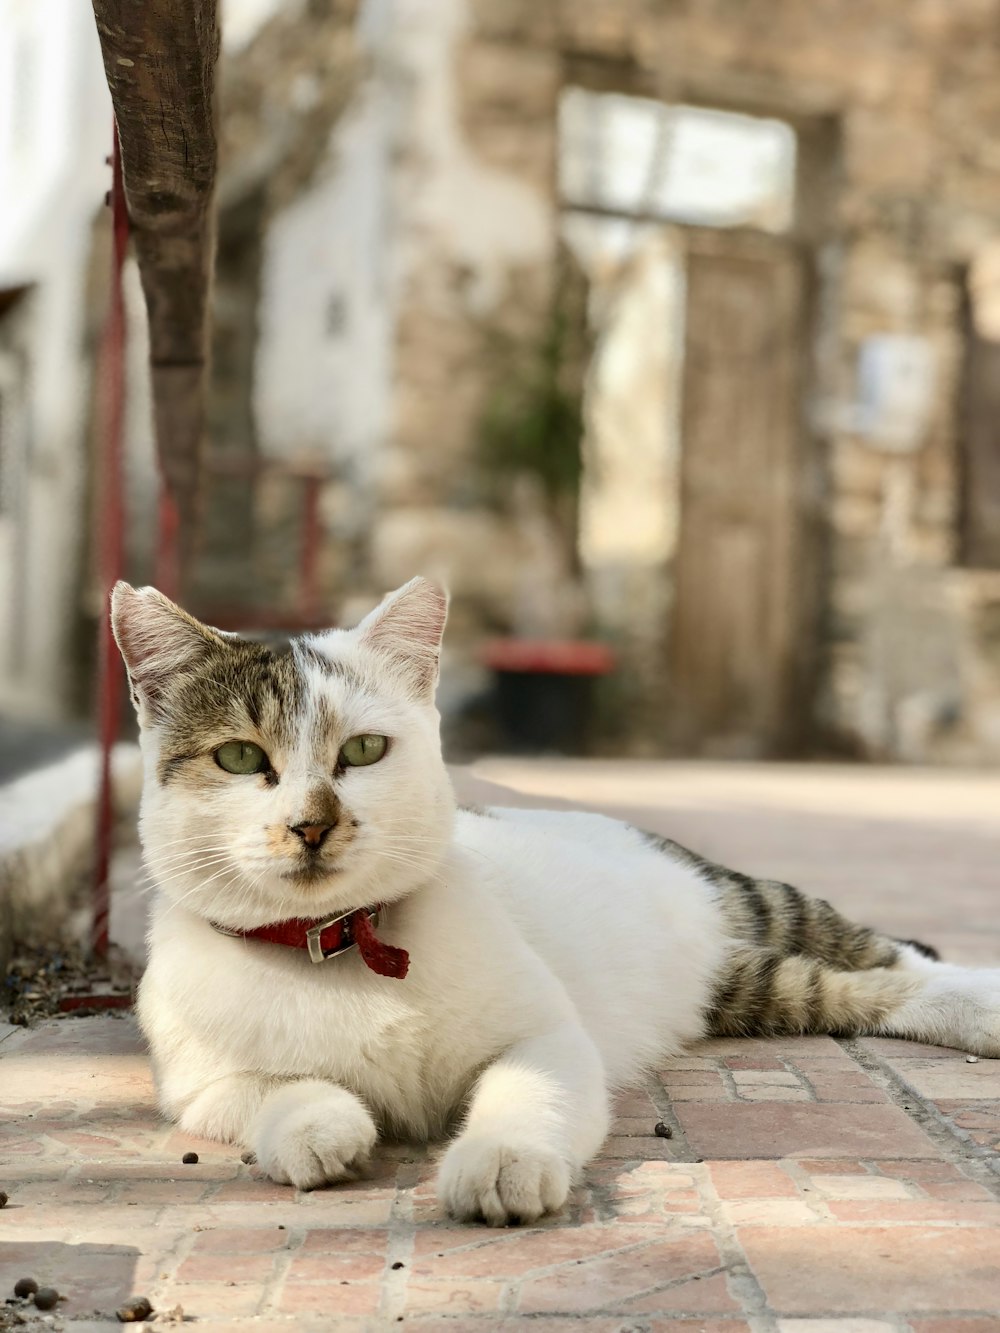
[3,761,1000,1330]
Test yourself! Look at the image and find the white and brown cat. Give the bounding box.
[112,577,999,1226]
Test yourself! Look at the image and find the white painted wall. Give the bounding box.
[0,0,111,718]
[253,0,552,506]
[254,80,395,498]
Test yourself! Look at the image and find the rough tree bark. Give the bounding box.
[89,0,220,560]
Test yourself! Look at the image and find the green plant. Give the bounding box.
[479,313,583,504]
[477,251,590,511]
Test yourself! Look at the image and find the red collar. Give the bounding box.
[213,906,409,979]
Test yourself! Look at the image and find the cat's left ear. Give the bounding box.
[356,577,448,701]
[111,582,229,722]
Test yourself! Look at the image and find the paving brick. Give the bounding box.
[724,1056,787,1071]
[919,1180,997,1202]
[732,1071,803,1086]
[673,1102,941,1160]
[161,1281,263,1315]
[403,1277,507,1314]
[410,1222,650,1279]
[612,1090,660,1115]
[612,1114,664,1135]
[721,1199,822,1225]
[739,1224,1000,1314]
[910,1321,1000,1332]
[736,1085,813,1102]
[811,1175,914,1200]
[403,1322,751,1333]
[586,1161,707,1222]
[598,1134,678,1159]
[932,1101,1000,1152]
[806,1074,890,1104]
[116,1179,217,1203]
[660,1072,732,1101]
[825,1200,1000,1224]
[708,1161,800,1199]
[791,1050,867,1073]
[885,1058,1000,1099]
[778,1321,899,1332]
[297,1227,389,1253]
[795,1159,872,1175]
[515,1234,740,1315]
[176,1252,280,1282]
[185,1323,370,1333]
[694,1037,848,1059]
[274,1280,381,1314]
[286,1252,387,1280]
[192,1226,292,1253]
[210,1176,311,1203]
[858,1039,968,1060]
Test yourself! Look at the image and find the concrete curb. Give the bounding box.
[0,743,143,970]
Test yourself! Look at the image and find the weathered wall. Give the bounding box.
[422,0,1000,760]
[0,0,112,721]
[215,0,1000,759]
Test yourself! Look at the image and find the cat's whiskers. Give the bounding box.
[154,866,245,924]
[146,863,238,906]
[143,851,236,887]
[144,846,235,875]
[144,853,234,885]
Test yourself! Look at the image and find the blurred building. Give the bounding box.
[4,0,1000,764]
[0,0,111,720]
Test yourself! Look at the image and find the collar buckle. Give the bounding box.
[305,907,381,964]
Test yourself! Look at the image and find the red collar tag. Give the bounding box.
[217,906,409,979]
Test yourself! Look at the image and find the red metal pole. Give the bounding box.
[91,125,130,958]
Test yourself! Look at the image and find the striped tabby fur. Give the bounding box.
[642,832,939,1040]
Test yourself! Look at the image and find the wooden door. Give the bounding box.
[669,229,818,756]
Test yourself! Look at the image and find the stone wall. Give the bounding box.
[208,0,1000,760]
[366,0,1000,760]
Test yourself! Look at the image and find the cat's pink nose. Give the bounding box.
[289,822,333,849]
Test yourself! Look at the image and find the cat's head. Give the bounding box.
[111,578,454,929]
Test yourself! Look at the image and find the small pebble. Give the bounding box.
[117,1295,153,1322]
[14,1279,38,1298]
[181,1152,199,1164]
[33,1288,59,1311]
[653,1121,673,1139]
[0,1192,8,1208]
[966,1055,980,1064]
[391,1261,405,1270]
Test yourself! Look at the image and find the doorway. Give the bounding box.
[560,89,821,755]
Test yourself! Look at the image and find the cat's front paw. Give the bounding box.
[438,1134,571,1226]
[252,1082,378,1190]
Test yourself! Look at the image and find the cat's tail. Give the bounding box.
[703,942,1000,1056]
[643,830,941,971]
[642,830,995,1054]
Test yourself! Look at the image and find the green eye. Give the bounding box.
[215,740,270,775]
[339,734,388,768]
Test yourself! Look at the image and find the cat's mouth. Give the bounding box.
[281,860,342,884]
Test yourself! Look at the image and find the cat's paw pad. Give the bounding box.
[253,1085,377,1190]
[437,1135,570,1226]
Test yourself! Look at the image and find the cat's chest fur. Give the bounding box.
[139,866,567,1138]
[139,816,726,1140]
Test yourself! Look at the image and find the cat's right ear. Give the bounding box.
[110,583,226,722]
